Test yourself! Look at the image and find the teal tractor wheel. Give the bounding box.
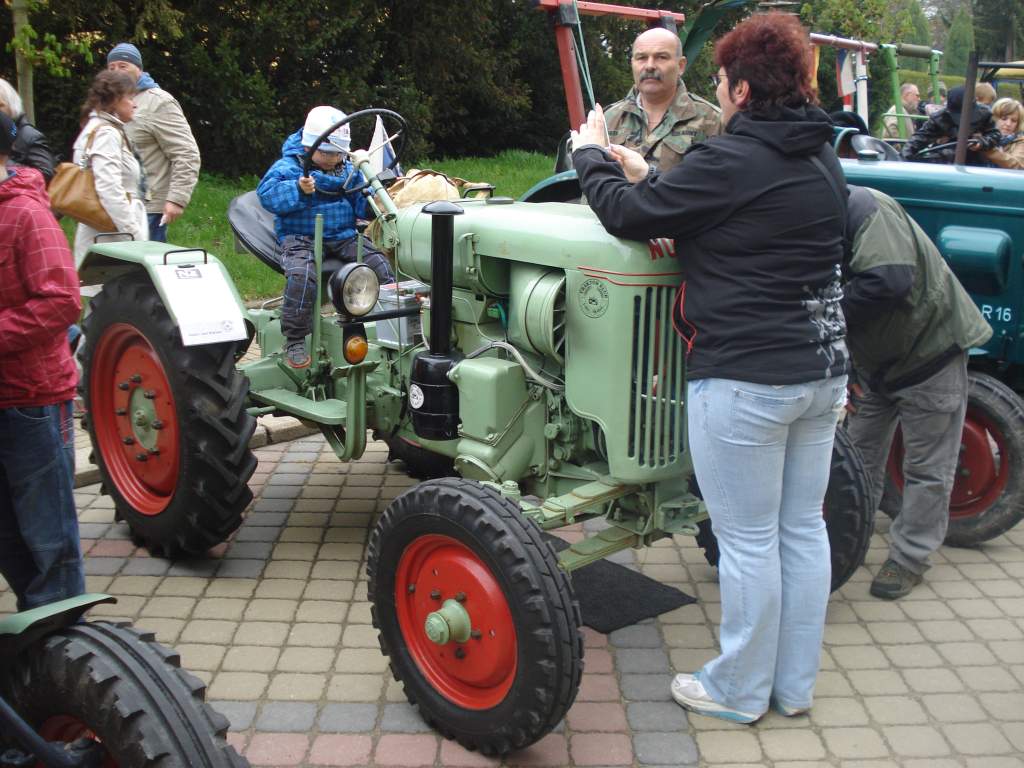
[367,478,583,756]
[0,621,247,767]
[696,426,874,592]
[881,371,1024,546]
[80,274,257,557]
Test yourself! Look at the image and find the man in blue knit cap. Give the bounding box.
[257,106,394,369]
[107,42,200,241]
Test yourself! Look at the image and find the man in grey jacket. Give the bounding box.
[843,186,992,600]
[107,42,200,242]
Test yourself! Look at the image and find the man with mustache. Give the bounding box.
[604,27,721,174]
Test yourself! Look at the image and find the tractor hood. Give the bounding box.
[394,198,679,297]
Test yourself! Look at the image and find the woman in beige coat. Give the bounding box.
[984,97,1024,171]
[72,70,148,265]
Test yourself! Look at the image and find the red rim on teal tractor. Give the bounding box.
[90,323,180,516]
[394,534,517,710]
[38,715,115,767]
[887,406,1009,520]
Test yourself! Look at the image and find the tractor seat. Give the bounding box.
[850,134,901,161]
[228,191,350,275]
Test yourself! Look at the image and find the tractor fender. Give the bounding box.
[0,593,116,656]
[77,241,253,345]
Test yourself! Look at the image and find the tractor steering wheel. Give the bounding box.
[301,108,409,195]
[906,141,960,162]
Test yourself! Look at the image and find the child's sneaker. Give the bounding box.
[285,340,311,369]
[670,673,760,724]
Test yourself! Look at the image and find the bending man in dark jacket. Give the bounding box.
[843,186,991,600]
[900,85,1001,165]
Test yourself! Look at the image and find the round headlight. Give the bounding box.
[330,263,380,317]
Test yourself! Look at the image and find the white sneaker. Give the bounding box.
[670,673,760,724]
[771,698,810,717]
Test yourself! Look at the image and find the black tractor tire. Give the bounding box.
[80,273,257,557]
[367,478,583,756]
[696,426,874,592]
[881,372,1024,546]
[379,433,456,480]
[0,621,247,767]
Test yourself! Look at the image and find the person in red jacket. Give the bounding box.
[0,111,85,610]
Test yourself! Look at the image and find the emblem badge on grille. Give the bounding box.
[577,278,609,319]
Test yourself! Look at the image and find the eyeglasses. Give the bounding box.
[710,73,727,88]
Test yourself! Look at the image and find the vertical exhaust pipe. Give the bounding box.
[409,201,464,440]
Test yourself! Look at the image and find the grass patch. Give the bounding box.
[65,150,555,300]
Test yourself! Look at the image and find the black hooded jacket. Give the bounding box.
[574,105,850,385]
[11,114,55,183]
[900,89,1001,165]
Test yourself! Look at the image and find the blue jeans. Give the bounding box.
[147,212,167,243]
[688,376,847,714]
[279,234,394,342]
[0,402,84,611]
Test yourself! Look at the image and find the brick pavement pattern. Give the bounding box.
[5,432,1024,767]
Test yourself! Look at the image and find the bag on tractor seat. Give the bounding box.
[48,130,117,232]
[365,168,493,245]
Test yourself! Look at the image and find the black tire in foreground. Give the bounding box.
[696,426,874,592]
[80,274,257,557]
[0,621,247,767]
[368,478,583,756]
[881,372,1024,546]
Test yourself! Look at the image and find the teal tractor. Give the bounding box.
[75,108,875,754]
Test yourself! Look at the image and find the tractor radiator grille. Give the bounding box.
[627,287,686,466]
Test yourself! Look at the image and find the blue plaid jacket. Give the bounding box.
[257,130,368,243]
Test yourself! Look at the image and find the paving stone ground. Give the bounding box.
[5,431,1024,767]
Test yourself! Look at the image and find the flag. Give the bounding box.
[368,115,402,177]
[835,50,856,99]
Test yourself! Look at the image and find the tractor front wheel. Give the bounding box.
[696,426,874,592]
[80,274,257,557]
[882,372,1024,546]
[367,478,583,756]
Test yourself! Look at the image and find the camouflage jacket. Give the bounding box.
[604,80,721,173]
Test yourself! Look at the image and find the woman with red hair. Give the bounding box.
[572,13,848,723]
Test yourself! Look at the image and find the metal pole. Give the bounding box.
[954,52,979,167]
[311,214,324,361]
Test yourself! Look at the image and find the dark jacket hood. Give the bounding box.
[0,166,48,206]
[726,104,834,156]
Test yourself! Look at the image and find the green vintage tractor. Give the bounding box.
[76,108,875,754]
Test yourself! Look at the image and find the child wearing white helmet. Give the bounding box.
[257,106,393,368]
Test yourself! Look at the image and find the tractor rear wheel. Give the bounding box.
[367,478,583,756]
[696,427,873,592]
[0,621,245,767]
[80,274,257,557]
[881,372,1024,546]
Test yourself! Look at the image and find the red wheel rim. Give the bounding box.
[886,406,1009,520]
[395,534,517,710]
[37,715,116,767]
[90,323,180,515]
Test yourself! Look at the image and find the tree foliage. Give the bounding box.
[943,5,975,74]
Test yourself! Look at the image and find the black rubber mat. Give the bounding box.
[546,535,697,634]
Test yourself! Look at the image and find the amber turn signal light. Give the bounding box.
[344,335,368,364]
